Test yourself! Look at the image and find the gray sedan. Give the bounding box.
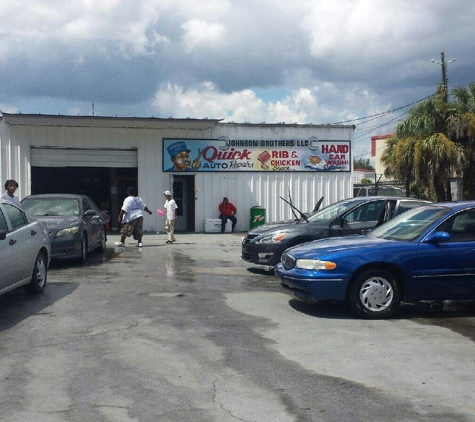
[21,194,107,263]
[0,199,51,297]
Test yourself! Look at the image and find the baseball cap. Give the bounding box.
[164,190,172,196]
[167,141,190,158]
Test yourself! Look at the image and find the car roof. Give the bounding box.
[333,196,430,205]
[21,194,84,200]
[427,201,475,211]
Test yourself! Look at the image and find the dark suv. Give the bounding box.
[241,197,430,267]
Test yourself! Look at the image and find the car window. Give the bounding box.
[437,209,475,242]
[368,205,451,242]
[345,200,385,223]
[395,200,428,216]
[2,203,28,230]
[82,198,91,212]
[21,198,80,216]
[86,197,100,212]
[308,200,365,221]
[0,209,8,232]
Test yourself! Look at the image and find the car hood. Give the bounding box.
[284,235,398,258]
[34,216,81,231]
[248,220,327,236]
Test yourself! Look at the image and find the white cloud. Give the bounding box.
[181,19,227,53]
[1,0,475,160]
[151,82,385,125]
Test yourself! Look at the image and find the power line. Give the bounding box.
[353,110,409,142]
[327,93,435,125]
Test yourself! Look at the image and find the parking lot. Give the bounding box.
[1,232,475,422]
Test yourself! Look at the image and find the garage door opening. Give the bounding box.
[31,167,138,229]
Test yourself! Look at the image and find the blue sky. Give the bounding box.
[1,0,474,162]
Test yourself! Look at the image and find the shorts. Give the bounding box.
[120,216,143,239]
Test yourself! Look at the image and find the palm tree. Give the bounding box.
[450,82,475,199]
[382,91,462,201]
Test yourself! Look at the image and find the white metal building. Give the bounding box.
[0,113,354,232]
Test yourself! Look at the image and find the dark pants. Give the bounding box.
[220,214,237,232]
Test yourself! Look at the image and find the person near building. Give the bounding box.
[218,197,237,233]
[163,190,178,244]
[114,187,152,247]
[1,180,20,206]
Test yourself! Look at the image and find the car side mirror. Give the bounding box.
[426,231,451,243]
[0,230,7,241]
[332,217,345,228]
[84,209,96,216]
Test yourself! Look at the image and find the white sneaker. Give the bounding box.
[138,242,143,247]
[114,241,125,247]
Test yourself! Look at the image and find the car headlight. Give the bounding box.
[55,226,80,238]
[255,231,290,244]
[295,259,337,270]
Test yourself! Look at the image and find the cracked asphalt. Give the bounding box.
[1,232,475,422]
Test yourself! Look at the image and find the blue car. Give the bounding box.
[275,202,475,319]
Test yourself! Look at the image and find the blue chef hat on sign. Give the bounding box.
[167,141,190,159]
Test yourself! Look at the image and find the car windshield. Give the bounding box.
[307,200,362,222]
[21,198,81,216]
[366,205,451,241]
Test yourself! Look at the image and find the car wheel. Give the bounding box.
[349,269,400,319]
[25,251,48,295]
[96,228,107,253]
[78,234,88,264]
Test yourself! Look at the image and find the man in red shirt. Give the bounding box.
[218,197,237,233]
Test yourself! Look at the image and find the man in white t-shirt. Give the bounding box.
[163,190,178,244]
[1,180,20,206]
[114,187,152,248]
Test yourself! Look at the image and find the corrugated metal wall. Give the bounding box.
[195,123,353,231]
[1,115,353,232]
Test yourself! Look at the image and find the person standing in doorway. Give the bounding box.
[163,190,178,244]
[114,187,153,248]
[1,180,20,206]
[218,197,237,233]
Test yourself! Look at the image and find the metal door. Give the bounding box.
[172,175,195,232]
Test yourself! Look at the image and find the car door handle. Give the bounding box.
[31,230,37,236]
[9,239,17,245]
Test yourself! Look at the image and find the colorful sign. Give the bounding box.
[163,138,351,172]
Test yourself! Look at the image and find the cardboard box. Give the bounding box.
[204,218,232,233]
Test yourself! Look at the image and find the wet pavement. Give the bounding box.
[0,232,474,421]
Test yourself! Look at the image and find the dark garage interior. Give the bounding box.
[31,167,138,228]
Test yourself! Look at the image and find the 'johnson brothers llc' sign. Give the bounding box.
[162,137,351,172]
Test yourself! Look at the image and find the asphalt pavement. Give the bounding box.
[0,232,474,422]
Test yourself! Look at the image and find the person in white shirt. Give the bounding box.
[163,190,178,244]
[1,180,20,206]
[114,187,152,248]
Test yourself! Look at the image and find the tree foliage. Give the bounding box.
[353,158,374,170]
[382,82,475,201]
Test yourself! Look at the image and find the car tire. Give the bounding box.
[96,228,107,253]
[349,269,400,319]
[25,251,48,295]
[78,234,88,264]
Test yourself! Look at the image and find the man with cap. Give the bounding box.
[162,190,178,244]
[166,141,201,171]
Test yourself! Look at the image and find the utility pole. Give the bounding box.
[431,50,455,102]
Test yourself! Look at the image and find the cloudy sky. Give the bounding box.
[1,0,474,160]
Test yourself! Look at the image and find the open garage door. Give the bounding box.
[31,147,138,168]
[30,148,138,229]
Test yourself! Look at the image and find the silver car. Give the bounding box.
[0,199,51,296]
